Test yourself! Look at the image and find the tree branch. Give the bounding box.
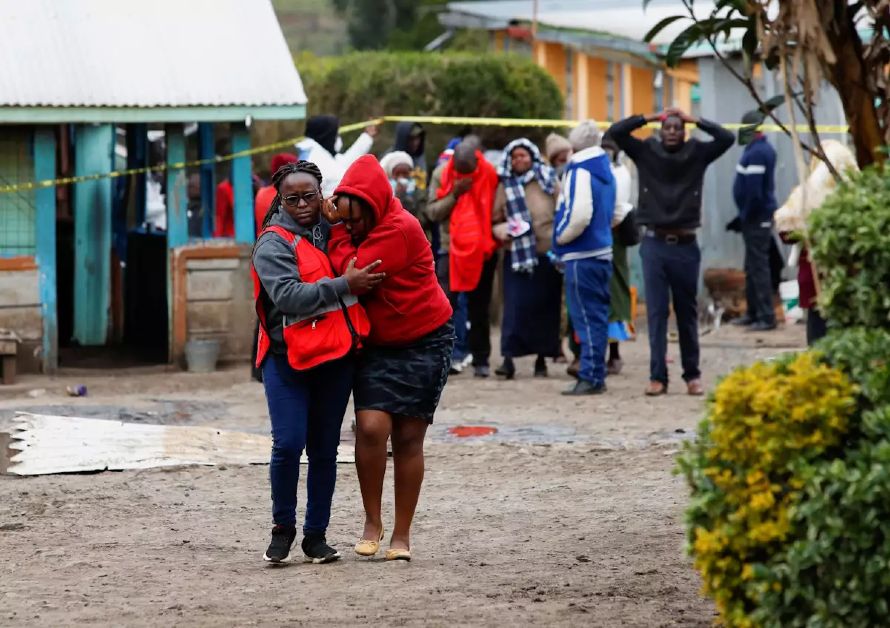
[678,0,830,165]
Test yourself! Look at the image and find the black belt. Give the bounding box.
[644,229,697,245]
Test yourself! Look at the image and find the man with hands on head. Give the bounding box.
[607,107,733,398]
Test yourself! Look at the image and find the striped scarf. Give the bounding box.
[498,139,557,273]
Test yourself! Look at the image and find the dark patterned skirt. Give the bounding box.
[353,322,455,424]
[501,253,564,358]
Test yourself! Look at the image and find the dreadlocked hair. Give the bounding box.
[253,160,323,256]
[255,160,323,234]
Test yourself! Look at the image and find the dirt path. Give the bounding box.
[0,325,805,626]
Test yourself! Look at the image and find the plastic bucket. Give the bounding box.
[779,280,800,310]
[185,339,221,373]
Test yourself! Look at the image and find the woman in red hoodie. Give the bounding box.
[325,155,453,562]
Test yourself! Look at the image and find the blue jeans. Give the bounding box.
[262,354,353,534]
[640,236,701,385]
[453,293,469,361]
[565,258,612,386]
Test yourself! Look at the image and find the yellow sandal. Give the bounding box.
[384,548,411,562]
[354,528,385,557]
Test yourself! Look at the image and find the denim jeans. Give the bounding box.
[262,354,353,534]
[564,258,612,386]
[452,293,469,361]
[640,235,701,385]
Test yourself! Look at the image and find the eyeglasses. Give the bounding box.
[281,192,319,207]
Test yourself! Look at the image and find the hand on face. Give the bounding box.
[453,176,473,197]
[321,196,340,224]
[334,195,372,244]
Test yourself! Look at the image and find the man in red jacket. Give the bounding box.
[426,141,500,377]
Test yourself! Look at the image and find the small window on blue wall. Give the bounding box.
[0,128,37,256]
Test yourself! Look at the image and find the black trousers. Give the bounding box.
[436,252,499,367]
[640,236,701,385]
[742,222,776,325]
[806,308,828,346]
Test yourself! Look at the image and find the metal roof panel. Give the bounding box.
[0,0,307,108]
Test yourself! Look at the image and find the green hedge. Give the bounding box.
[681,165,890,626]
[810,166,890,328]
[251,51,566,175]
[304,51,565,155]
[298,51,564,123]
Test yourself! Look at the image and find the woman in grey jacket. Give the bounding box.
[252,160,383,565]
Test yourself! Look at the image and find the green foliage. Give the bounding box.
[678,353,857,627]
[809,166,890,329]
[298,51,565,150]
[680,329,890,627]
[641,1,755,67]
[816,328,890,410]
[749,328,890,627]
[332,0,444,51]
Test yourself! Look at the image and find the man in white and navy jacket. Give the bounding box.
[732,112,778,332]
[553,121,616,396]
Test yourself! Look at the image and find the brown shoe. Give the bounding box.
[686,379,705,396]
[644,381,667,396]
[567,358,580,378]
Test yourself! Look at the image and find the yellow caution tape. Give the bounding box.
[0,116,848,195]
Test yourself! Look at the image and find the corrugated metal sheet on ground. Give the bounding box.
[0,0,306,108]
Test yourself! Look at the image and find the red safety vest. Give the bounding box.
[253,225,370,370]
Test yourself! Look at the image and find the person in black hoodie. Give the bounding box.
[608,108,733,398]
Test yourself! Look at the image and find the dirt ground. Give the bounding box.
[0,324,806,627]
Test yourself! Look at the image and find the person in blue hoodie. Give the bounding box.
[732,112,778,332]
[553,120,616,396]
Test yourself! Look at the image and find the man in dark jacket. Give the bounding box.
[732,113,778,331]
[608,108,733,397]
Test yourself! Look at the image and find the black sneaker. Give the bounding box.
[731,315,755,326]
[747,321,777,332]
[302,534,341,564]
[495,357,515,379]
[534,356,548,378]
[561,380,607,396]
[263,524,296,563]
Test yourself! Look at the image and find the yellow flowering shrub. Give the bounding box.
[679,352,857,627]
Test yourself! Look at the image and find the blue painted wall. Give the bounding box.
[73,124,114,345]
[231,122,254,244]
[165,125,189,248]
[33,127,57,372]
[198,123,215,238]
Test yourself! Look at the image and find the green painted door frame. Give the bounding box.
[73,124,114,346]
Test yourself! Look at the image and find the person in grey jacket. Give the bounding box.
[252,160,383,565]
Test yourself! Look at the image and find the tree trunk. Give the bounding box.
[824,13,884,168]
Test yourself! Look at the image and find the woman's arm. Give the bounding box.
[253,234,350,318]
[328,222,410,277]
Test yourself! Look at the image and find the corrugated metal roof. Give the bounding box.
[0,0,306,108]
[446,0,721,46]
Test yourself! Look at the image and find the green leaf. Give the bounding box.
[664,22,704,67]
[760,94,786,113]
[643,15,687,43]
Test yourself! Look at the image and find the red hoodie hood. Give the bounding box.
[334,154,397,222]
